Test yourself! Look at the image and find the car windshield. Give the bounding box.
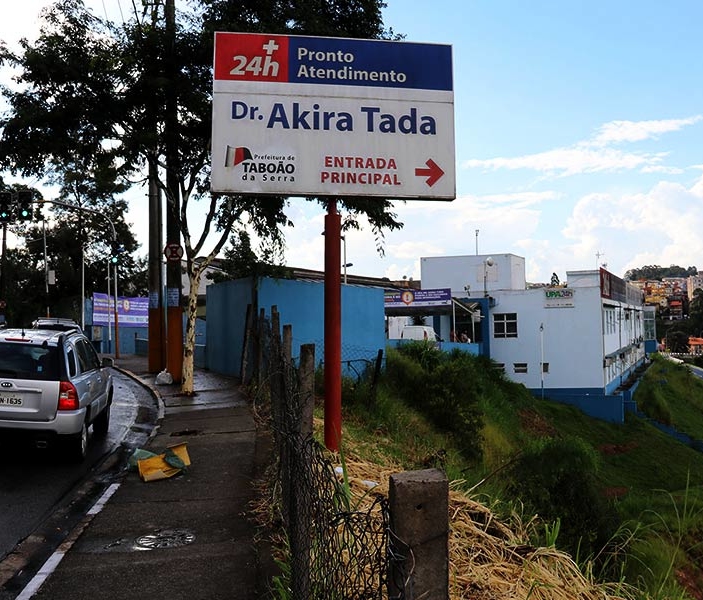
[0,343,61,380]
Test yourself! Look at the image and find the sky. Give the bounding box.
[3,1,703,284]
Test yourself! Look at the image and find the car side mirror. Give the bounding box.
[101,357,115,368]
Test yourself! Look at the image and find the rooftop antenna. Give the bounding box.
[595,250,605,268]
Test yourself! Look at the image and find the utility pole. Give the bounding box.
[147,2,165,373]
[148,162,164,371]
[164,0,183,382]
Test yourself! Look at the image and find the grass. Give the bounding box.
[332,348,703,599]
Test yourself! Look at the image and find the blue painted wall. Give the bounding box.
[530,387,626,423]
[205,279,253,376]
[206,277,387,379]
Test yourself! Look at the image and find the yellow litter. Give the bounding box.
[137,443,191,482]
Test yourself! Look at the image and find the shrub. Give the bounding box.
[634,370,673,425]
[384,344,484,461]
[506,436,619,558]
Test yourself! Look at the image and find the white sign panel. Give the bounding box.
[544,288,575,308]
[212,32,455,199]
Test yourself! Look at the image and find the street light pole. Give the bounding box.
[483,256,494,297]
[113,260,120,359]
[540,322,545,400]
[43,218,49,317]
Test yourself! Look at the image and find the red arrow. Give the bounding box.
[414,159,444,187]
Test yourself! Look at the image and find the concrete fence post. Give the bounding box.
[388,468,449,600]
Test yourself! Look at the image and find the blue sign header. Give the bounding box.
[288,37,453,91]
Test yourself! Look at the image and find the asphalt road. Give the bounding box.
[0,369,158,564]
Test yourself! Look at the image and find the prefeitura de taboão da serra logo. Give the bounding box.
[225,146,297,183]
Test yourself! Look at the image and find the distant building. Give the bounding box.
[420,254,653,422]
[688,274,703,301]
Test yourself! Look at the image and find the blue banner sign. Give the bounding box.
[384,288,452,308]
[93,293,149,327]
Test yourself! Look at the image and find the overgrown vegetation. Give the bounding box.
[337,344,703,599]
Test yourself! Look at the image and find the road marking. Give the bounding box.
[16,483,121,599]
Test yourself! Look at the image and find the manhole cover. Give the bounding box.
[134,529,195,550]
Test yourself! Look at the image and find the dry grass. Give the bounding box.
[337,444,639,600]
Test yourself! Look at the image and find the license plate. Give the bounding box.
[0,395,23,407]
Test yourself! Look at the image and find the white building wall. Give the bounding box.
[420,258,647,401]
[601,302,645,386]
[488,287,605,390]
[420,254,526,297]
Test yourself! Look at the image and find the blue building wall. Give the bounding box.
[529,387,626,423]
[205,279,253,376]
[206,277,387,379]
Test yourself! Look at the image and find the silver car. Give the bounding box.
[0,326,113,462]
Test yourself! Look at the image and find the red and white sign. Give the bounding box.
[163,243,183,262]
[211,32,455,200]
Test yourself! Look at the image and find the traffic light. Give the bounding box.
[109,241,124,264]
[0,192,12,223]
[17,191,33,221]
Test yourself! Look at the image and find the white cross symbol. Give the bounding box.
[262,40,279,55]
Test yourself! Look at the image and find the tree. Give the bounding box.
[207,229,290,284]
[0,0,403,394]
[624,264,698,281]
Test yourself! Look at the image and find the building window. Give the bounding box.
[513,363,528,374]
[494,313,518,338]
[542,362,549,373]
[493,363,505,373]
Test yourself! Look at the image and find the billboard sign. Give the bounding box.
[384,288,452,308]
[212,32,455,199]
[93,293,149,327]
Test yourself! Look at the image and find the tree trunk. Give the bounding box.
[180,265,203,395]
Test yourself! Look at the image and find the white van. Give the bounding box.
[400,325,440,342]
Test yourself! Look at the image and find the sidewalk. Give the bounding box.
[22,355,275,600]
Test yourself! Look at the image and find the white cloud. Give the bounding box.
[462,116,701,178]
[641,165,685,174]
[562,176,703,276]
[463,147,663,177]
[591,116,703,146]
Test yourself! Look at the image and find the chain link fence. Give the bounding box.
[255,307,391,600]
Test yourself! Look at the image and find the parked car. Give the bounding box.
[0,326,114,461]
[31,317,83,332]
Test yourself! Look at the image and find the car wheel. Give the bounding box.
[67,422,88,463]
[93,403,111,437]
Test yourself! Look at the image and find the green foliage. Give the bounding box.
[506,436,619,559]
[340,344,703,598]
[635,355,703,440]
[634,378,673,425]
[384,343,484,461]
[207,228,290,284]
[624,265,698,281]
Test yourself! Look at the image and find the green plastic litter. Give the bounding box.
[164,448,188,471]
[128,448,158,471]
